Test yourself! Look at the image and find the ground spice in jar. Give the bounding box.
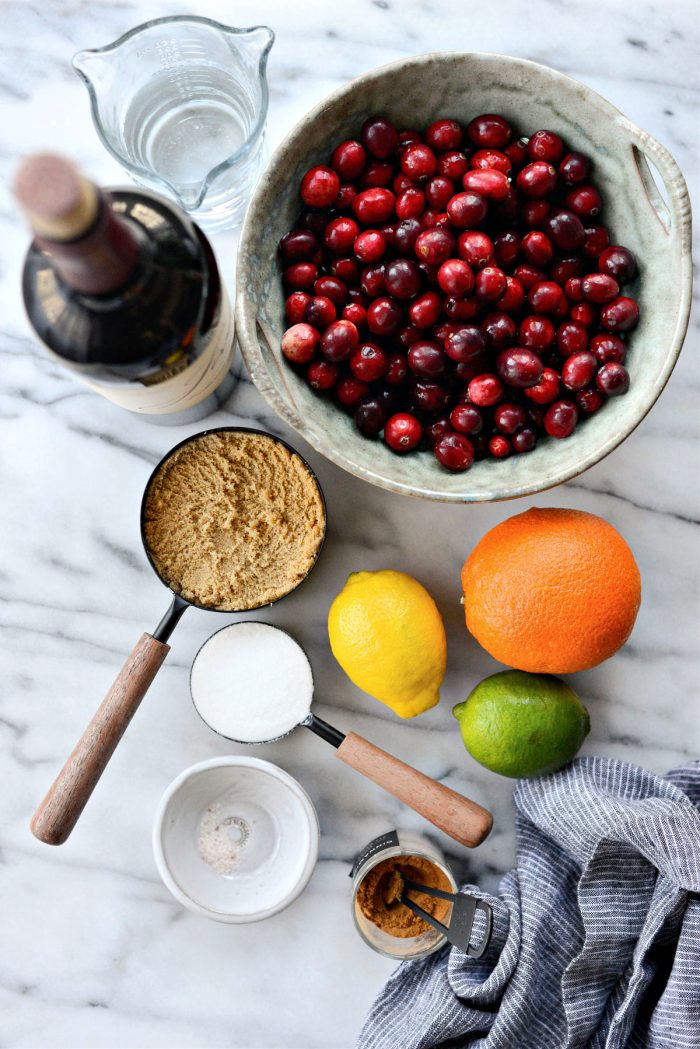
[356,855,453,938]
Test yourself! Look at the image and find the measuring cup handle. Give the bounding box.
[336,732,492,848]
[30,633,170,846]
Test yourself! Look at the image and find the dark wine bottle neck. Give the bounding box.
[35,196,141,296]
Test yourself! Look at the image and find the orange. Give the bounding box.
[461,507,641,674]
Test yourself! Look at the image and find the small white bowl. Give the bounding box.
[153,757,319,923]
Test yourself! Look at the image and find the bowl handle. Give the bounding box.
[622,122,692,252]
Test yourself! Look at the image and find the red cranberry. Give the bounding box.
[349,342,388,382]
[331,257,360,285]
[514,264,546,291]
[279,229,319,260]
[415,228,456,264]
[352,188,396,224]
[494,402,527,433]
[444,295,480,320]
[354,229,387,263]
[575,387,605,414]
[521,231,554,267]
[564,276,584,301]
[482,311,517,348]
[394,218,422,254]
[342,302,367,327]
[437,259,474,296]
[424,417,452,446]
[306,295,336,329]
[331,139,366,180]
[543,209,586,250]
[544,399,578,438]
[426,118,463,150]
[409,291,441,329]
[434,432,475,471]
[384,258,422,299]
[581,273,619,303]
[283,262,318,290]
[300,165,340,207]
[466,113,512,148]
[598,245,637,283]
[423,177,452,210]
[526,129,564,164]
[360,264,386,297]
[285,291,311,324]
[525,367,560,404]
[450,403,484,435]
[569,301,598,328]
[354,395,386,435]
[462,168,511,200]
[386,352,409,385]
[582,224,610,259]
[398,129,423,148]
[335,376,369,408]
[562,351,597,390]
[512,427,537,453]
[408,339,446,378]
[362,161,394,188]
[565,184,602,220]
[367,296,402,335]
[281,322,320,364]
[468,373,504,406]
[499,276,525,313]
[401,143,438,181]
[556,321,588,356]
[437,151,468,182]
[320,319,359,362]
[528,280,565,314]
[361,116,399,159]
[489,435,512,459]
[444,325,486,362]
[590,333,626,365]
[410,380,448,415]
[458,231,495,269]
[596,362,630,396]
[394,173,417,193]
[314,276,347,305]
[447,192,488,229]
[519,315,555,351]
[516,161,557,198]
[552,257,584,286]
[475,266,507,302]
[336,184,358,210]
[385,412,422,452]
[600,296,639,332]
[419,208,442,229]
[307,360,339,391]
[395,324,422,350]
[471,148,512,174]
[493,231,520,268]
[558,152,591,186]
[521,200,551,228]
[496,347,544,388]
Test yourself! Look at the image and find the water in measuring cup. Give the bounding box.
[121,66,255,207]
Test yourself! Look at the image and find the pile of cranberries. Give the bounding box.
[279,114,639,471]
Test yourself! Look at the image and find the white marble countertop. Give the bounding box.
[1,1,698,1046]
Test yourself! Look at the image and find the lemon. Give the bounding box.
[328,570,446,718]
[453,670,590,778]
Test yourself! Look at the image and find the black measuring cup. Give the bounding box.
[30,427,326,846]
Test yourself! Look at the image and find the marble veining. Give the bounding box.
[0,1,698,1047]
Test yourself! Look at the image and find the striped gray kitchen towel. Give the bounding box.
[359,758,700,1049]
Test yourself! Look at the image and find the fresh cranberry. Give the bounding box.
[444,296,480,321]
[444,325,485,362]
[600,296,639,332]
[384,258,422,299]
[552,257,584,286]
[499,276,526,312]
[519,315,555,351]
[285,291,311,324]
[336,184,358,210]
[466,113,512,148]
[348,342,387,382]
[462,168,511,200]
[471,148,512,174]
[342,302,367,327]
[283,262,318,290]
[330,257,360,285]
[410,380,448,415]
[489,435,512,459]
[514,264,546,291]
[386,352,409,385]
[516,161,557,198]
[598,245,637,283]
[426,118,463,151]
[335,376,369,408]
[575,387,605,414]
[424,176,453,210]
[384,412,422,452]
[331,139,366,180]
[525,367,560,404]
[307,360,338,391]
[437,259,474,296]
[435,152,467,182]
[581,273,619,303]
[494,402,527,433]
[415,228,456,265]
[409,292,443,329]
[482,311,517,348]
[496,347,544,388]
[320,319,359,362]
[281,322,320,364]
[361,116,399,159]
[521,230,554,267]
[526,129,564,163]
[394,173,417,193]
[556,321,588,356]
[305,295,336,329]
[475,266,507,302]
[561,351,597,390]
[528,280,565,314]
[314,276,347,305]
[447,191,488,229]
[544,399,578,438]
[596,362,630,396]
[450,403,484,434]
[354,229,386,263]
[352,188,396,224]
[468,373,504,406]
[394,217,422,254]
[395,324,422,350]
[398,129,423,148]
[300,165,340,207]
[419,208,442,229]
[279,229,319,260]
[493,231,520,268]
[520,200,551,228]
[408,339,446,378]
[360,264,386,297]
[558,152,591,186]
[512,427,537,453]
[361,161,394,188]
[354,395,386,435]
[564,276,584,301]
[590,333,626,365]
[458,231,495,268]
[582,224,610,259]
[565,184,602,220]
[505,136,529,166]
[569,302,598,328]
[366,296,402,335]
[434,432,475,471]
[543,209,586,250]
[424,417,452,446]
[401,143,438,181]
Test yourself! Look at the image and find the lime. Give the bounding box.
[452,670,590,778]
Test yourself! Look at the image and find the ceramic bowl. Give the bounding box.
[153,757,319,923]
[235,52,692,502]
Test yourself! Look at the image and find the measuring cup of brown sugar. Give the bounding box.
[30,427,326,846]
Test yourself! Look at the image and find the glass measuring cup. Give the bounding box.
[73,16,274,231]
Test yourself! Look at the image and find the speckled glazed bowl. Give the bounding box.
[235,53,692,502]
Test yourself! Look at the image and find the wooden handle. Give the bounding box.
[31,633,170,846]
[336,732,492,848]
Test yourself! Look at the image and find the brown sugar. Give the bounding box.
[143,431,325,611]
[356,855,453,938]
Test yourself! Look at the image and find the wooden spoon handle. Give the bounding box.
[336,731,492,848]
[31,633,169,846]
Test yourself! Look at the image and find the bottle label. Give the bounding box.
[80,284,235,414]
[349,830,400,878]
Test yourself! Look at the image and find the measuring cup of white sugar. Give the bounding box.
[152,757,318,922]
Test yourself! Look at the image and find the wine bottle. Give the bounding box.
[16,154,236,423]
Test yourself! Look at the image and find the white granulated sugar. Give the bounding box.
[191,622,313,742]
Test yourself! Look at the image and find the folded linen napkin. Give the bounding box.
[359,758,700,1049]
